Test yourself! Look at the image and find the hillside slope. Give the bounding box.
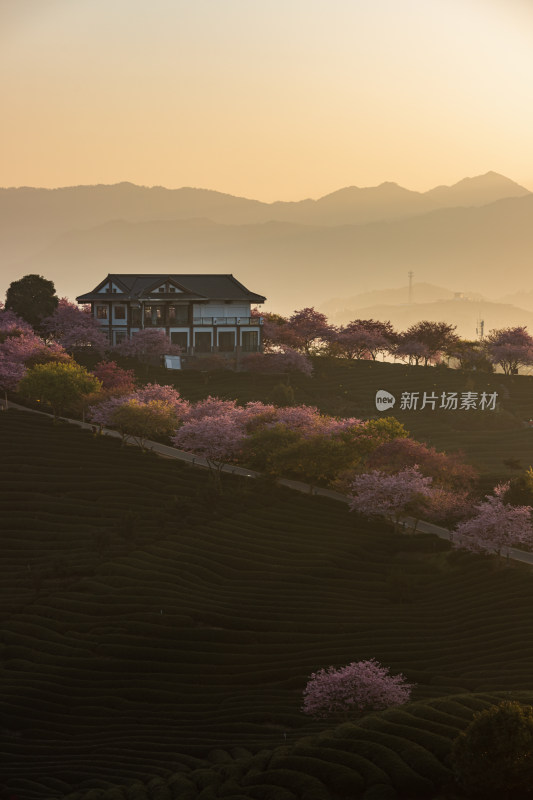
[3,409,533,798]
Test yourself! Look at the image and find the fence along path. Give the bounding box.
[4,398,533,567]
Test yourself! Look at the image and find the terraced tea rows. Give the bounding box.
[58,691,533,800]
[2,410,533,799]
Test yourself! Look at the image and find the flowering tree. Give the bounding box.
[484,327,533,374]
[184,395,240,422]
[331,319,395,361]
[284,307,333,354]
[0,317,70,405]
[394,338,432,366]
[453,484,533,558]
[41,298,108,353]
[0,305,34,334]
[395,321,458,366]
[349,466,434,531]
[91,361,136,393]
[302,659,414,720]
[113,329,181,359]
[88,382,188,428]
[251,308,290,348]
[172,413,246,491]
[366,437,477,491]
[0,356,26,407]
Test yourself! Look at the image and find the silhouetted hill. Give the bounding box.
[326,297,533,339]
[426,170,529,207]
[11,192,533,314]
[321,282,484,315]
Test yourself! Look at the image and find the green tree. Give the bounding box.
[240,424,302,473]
[5,274,59,331]
[111,399,180,450]
[18,361,101,418]
[270,434,354,488]
[451,701,533,799]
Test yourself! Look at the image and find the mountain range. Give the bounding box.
[1,172,532,321]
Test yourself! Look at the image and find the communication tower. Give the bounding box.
[408,271,414,304]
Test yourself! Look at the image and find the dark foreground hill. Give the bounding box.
[3,410,533,798]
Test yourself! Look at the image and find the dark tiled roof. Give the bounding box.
[76,274,266,304]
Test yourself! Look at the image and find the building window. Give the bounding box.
[195,331,212,353]
[144,305,164,326]
[171,331,188,350]
[131,307,142,326]
[218,331,235,352]
[169,305,188,324]
[114,331,128,345]
[242,331,259,352]
[96,305,108,320]
[114,306,126,319]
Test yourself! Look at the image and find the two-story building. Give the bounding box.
[76,273,266,357]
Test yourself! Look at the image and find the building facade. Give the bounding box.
[76,274,266,357]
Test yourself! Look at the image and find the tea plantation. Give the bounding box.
[2,408,533,799]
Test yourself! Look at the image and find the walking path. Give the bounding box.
[4,399,533,567]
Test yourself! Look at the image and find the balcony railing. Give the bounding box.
[193,316,261,326]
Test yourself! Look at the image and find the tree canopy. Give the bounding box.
[5,274,59,331]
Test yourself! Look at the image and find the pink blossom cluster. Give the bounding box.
[454,483,533,556]
[88,383,189,426]
[349,466,434,526]
[42,298,108,353]
[113,328,181,357]
[0,309,69,396]
[172,414,246,464]
[302,659,414,719]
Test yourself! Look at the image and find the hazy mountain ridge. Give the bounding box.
[11,190,533,314]
[1,172,532,318]
[321,282,485,315]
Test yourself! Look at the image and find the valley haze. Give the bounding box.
[2,171,533,337]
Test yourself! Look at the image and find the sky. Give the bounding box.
[2,0,533,201]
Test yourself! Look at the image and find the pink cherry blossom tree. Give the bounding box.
[91,361,136,393]
[0,318,69,406]
[172,413,247,491]
[88,382,188,428]
[366,437,477,492]
[113,328,181,359]
[349,466,434,531]
[41,298,108,353]
[394,338,432,367]
[484,326,533,374]
[0,356,26,407]
[284,307,333,354]
[331,319,395,361]
[302,658,414,720]
[396,321,458,366]
[453,483,533,558]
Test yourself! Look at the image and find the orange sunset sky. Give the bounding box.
[2,0,533,201]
